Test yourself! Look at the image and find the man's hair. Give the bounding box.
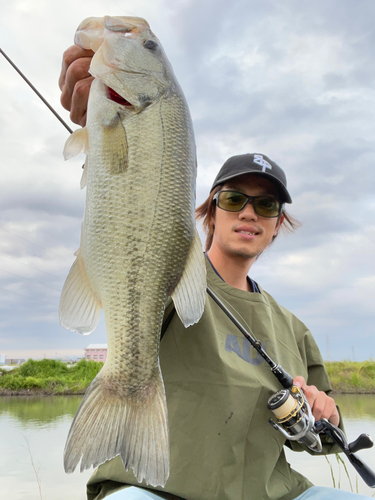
[195,184,301,252]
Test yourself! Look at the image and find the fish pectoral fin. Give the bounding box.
[103,113,128,174]
[171,229,206,327]
[63,127,89,160]
[59,250,101,334]
[64,368,170,487]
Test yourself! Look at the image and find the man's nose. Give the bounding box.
[238,201,258,220]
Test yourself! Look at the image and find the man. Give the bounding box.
[59,46,368,500]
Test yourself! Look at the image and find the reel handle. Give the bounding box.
[349,434,374,453]
[315,419,375,488]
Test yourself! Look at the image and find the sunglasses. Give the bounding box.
[213,190,283,218]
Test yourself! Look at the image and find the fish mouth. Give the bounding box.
[107,86,133,107]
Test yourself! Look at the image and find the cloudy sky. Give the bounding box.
[0,0,374,361]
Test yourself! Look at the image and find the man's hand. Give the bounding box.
[293,376,340,427]
[59,45,95,127]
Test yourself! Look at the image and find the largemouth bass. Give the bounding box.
[59,16,206,487]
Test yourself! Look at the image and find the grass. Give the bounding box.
[325,361,375,394]
[1,359,375,395]
[0,359,103,395]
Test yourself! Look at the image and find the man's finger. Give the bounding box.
[69,76,94,127]
[59,45,94,90]
[60,57,93,112]
[293,376,306,390]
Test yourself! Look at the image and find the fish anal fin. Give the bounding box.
[59,250,101,334]
[64,368,170,487]
[171,229,206,327]
[63,127,89,160]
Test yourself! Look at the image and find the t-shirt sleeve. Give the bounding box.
[286,327,346,455]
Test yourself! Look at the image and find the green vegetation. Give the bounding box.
[325,361,375,394]
[1,359,375,395]
[0,359,103,395]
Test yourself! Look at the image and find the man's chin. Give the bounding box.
[229,247,260,261]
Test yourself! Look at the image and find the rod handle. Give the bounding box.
[271,365,294,388]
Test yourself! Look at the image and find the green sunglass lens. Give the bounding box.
[219,192,247,211]
[254,197,280,216]
[217,192,280,217]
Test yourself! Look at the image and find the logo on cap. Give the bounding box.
[253,154,272,173]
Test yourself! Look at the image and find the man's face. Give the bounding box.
[209,174,284,264]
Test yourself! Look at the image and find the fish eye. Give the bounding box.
[144,39,158,50]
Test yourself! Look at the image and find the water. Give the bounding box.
[1,394,375,499]
[285,395,375,498]
[0,396,91,500]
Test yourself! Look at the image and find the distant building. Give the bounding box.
[84,344,107,362]
[5,358,25,365]
[59,357,75,365]
[0,354,5,366]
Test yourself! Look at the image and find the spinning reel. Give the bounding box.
[267,385,375,487]
[207,286,375,488]
[268,386,322,452]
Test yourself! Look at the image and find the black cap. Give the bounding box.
[210,153,292,203]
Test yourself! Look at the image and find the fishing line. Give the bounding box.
[0,227,71,261]
[206,285,294,388]
[0,286,58,307]
[206,285,256,339]
[0,267,62,292]
[0,251,62,280]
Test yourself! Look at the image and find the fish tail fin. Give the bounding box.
[64,367,169,487]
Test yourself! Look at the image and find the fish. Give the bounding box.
[59,16,206,487]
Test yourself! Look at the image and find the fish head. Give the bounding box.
[75,16,176,112]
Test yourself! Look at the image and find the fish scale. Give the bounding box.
[59,15,206,486]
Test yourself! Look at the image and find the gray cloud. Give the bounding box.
[0,0,374,360]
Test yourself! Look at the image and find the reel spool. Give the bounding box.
[267,386,322,452]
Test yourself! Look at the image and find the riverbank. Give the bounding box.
[0,359,102,395]
[1,359,375,395]
[325,360,375,394]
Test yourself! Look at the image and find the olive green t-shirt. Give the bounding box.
[87,258,341,500]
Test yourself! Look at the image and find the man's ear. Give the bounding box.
[210,209,216,230]
[274,213,284,236]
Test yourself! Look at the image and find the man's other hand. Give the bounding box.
[293,376,340,427]
[59,45,95,127]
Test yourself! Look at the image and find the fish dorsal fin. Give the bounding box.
[63,127,89,160]
[171,229,206,327]
[59,249,101,334]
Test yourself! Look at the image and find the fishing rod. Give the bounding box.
[5,45,374,487]
[207,285,375,488]
[207,286,294,388]
[0,48,73,134]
